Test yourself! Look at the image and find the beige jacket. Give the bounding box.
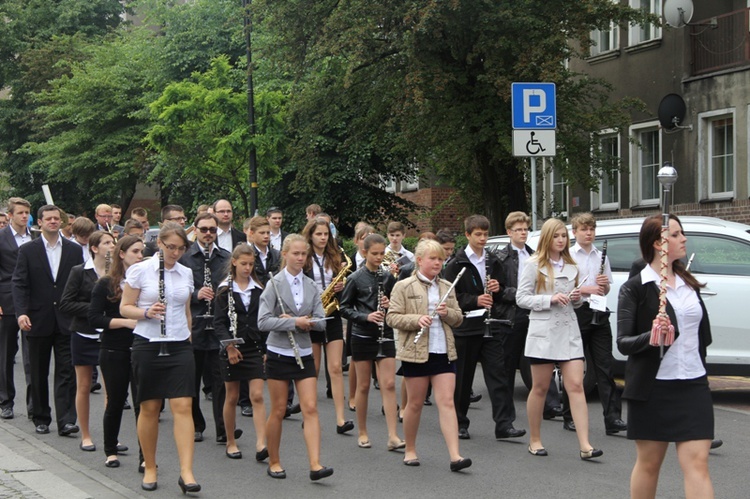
[387,275,463,363]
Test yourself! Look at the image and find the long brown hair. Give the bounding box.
[217,244,263,297]
[107,235,144,302]
[529,218,577,293]
[639,215,704,291]
[302,217,342,273]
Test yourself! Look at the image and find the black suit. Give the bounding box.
[0,226,34,412]
[12,235,83,427]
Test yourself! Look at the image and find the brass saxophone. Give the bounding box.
[381,248,401,277]
[321,252,352,316]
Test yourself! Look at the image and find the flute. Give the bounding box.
[269,272,304,369]
[567,274,589,299]
[413,267,466,344]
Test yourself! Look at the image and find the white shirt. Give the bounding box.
[570,243,613,298]
[311,253,333,293]
[640,265,706,380]
[269,230,283,251]
[417,271,447,354]
[355,251,365,269]
[511,244,530,279]
[232,278,261,309]
[251,243,269,270]
[72,240,90,263]
[10,225,32,248]
[467,246,487,284]
[216,227,233,252]
[125,255,194,341]
[284,268,304,311]
[43,234,63,280]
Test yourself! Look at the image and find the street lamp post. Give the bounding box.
[242,0,258,216]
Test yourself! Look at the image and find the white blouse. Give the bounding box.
[125,255,194,341]
[417,272,447,354]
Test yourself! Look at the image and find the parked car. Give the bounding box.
[488,216,750,391]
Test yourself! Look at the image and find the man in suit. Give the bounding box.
[0,198,35,420]
[213,200,244,253]
[13,204,83,435]
[93,204,114,233]
[266,207,289,252]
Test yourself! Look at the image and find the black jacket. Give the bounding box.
[496,243,535,324]
[59,264,100,336]
[443,247,505,336]
[213,284,266,353]
[340,266,396,340]
[616,273,711,401]
[88,276,134,351]
[251,244,281,286]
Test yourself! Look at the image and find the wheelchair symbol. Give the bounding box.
[526,132,546,155]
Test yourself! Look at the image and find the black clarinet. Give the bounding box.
[482,249,493,338]
[157,250,170,356]
[375,266,393,357]
[199,243,214,329]
[591,240,611,326]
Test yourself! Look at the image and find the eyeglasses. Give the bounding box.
[511,228,529,233]
[215,210,232,215]
[163,243,187,252]
[197,227,218,234]
[165,216,187,222]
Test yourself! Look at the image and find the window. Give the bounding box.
[591,22,618,56]
[381,176,396,193]
[629,122,661,205]
[549,161,568,218]
[709,116,734,197]
[593,132,620,209]
[687,234,750,277]
[400,177,419,192]
[629,0,661,45]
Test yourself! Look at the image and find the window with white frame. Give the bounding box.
[629,123,661,205]
[591,22,618,56]
[549,161,568,218]
[596,132,620,209]
[381,176,396,193]
[400,176,419,192]
[629,0,661,45]
[707,114,734,197]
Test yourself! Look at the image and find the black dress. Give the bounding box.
[214,282,266,381]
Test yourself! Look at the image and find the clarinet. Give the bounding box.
[200,242,214,329]
[268,272,304,369]
[228,273,238,339]
[157,250,170,356]
[591,240,610,326]
[375,266,392,357]
[482,249,493,338]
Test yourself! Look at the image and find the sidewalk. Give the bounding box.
[0,421,142,499]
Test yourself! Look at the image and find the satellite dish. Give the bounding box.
[658,93,687,131]
[664,0,694,28]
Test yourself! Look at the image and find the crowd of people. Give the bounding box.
[0,197,716,498]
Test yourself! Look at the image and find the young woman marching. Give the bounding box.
[213,245,268,462]
[257,234,333,481]
[302,217,354,436]
[340,234,404,451]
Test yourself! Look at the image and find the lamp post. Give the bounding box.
[242,0,258,216]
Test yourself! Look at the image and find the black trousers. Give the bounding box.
[99,348,140,458]
[562,305,621,423]
[0,316,32,411]
[192,349,226,437]
[454,332,511,434]
[27,329,76,428]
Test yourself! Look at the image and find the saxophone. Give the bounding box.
[321,252,352,316]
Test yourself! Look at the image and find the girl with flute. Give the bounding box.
[617,215,714,499]
[120,223,200,494]
[516,218,601,460]
[88,235,143,468]
[213,244,268,462]
[386,239,471,471]
[340,234,404,451]
[60,231,116,454]
[257,234,333,481]
[302,217,353,436]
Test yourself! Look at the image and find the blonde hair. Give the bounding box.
[531,218,577,293]
[280,234,309,269]
[415,239,445,261]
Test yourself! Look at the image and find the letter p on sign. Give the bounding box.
[523,89,545,123]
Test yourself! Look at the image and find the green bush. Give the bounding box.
[341,238,356,256]
[402,237,418,252]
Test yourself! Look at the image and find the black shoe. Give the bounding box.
[178,476,201,494]
[105,458,120,468]
[58,423,79,436]
[216,429,243,443]
[450,457,472,472]
[226,449,242,459]
[194,432,204,442]
[562,420,576,432]
[141,481,157,491]
[469,392,482,404]
[285,403,301,418]
[267,467,286,479]
[0,407,13,419]
[309,466,334,481]
[116,443,128,453]
[342,363,349,373]
[423,397,432,406]
[495,427,526,439]
[580,448,604,460]
[35,424,50,434]
[90,382,102,393]
[373,379,380,390]
[542,406,563,420]
[138,462,156,474]
[605,418,627,435]
[241,405,253,417]
[326,388,333,399]
[123,400,131,410]
[79,442,96,452]
[710,439,723,450]
[255,448,269,462]
[528,445,548,456]
[458,428,470,440]
[336,420,354,434]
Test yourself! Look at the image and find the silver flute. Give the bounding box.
[269,272,304,369]
[413,267,466,344]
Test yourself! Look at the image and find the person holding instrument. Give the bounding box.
[214,244,268,462]
[516,218,601,460]
[387,240,471,471]
[257,234,333,481]
[120,223,200,494]
[340,234,404,452]
[617,215,714,499]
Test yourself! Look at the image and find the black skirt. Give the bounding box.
[71,333,100,366]
[310,313,344,344]
[401,354,456,378]
[131,337,195,404]
[627,376,714,442]
[265,352,316,381]
[220,342,265,382]
[351,334,395,361]
[527,356,584,365]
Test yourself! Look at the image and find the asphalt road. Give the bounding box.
[2,358,749,498]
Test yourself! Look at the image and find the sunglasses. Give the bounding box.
[197,227,218,234]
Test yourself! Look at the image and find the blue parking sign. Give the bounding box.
[512,83,556,129]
